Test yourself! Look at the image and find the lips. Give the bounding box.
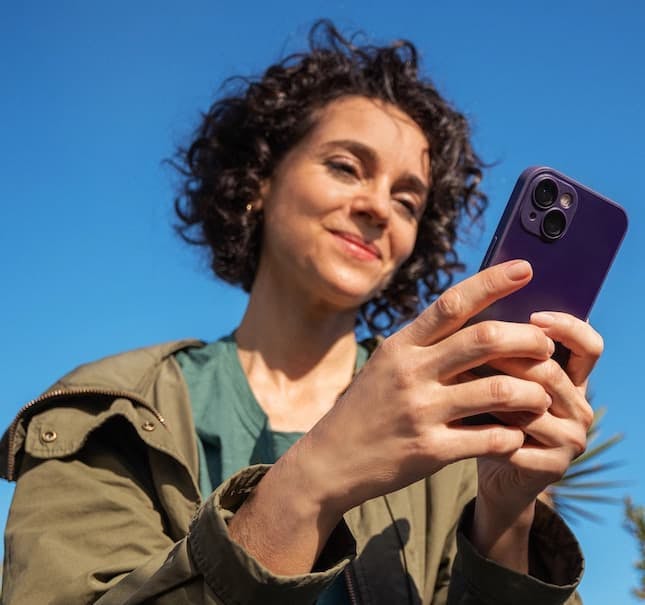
[331,230,382,259]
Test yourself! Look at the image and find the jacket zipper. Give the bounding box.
[6,387,166,481]
[344,565,360,605]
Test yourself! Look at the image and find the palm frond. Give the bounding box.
[553,479,629,490]
[552,492,621,504]
[571,433,624,466]
[623,497,645,599]
[552,500,605,524]
[543,406,623,524]
[558,460,624,482]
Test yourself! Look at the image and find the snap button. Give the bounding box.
[141,421,156,432]
[41,430,57,443]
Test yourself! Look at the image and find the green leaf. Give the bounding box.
[552,492,621,504]
[552,480,629,490]
[546,406,624,525]
[554,501,604,524]
[571,433,624,466]
[557,460,623,483]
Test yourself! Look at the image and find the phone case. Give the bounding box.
[476,166,627,324]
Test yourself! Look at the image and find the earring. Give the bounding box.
[245,203,253,213]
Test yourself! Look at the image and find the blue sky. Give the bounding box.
[1,2,644,602]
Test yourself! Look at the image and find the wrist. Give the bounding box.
[471,494,536,574]
[287,420,362,516]
[227,437,344,575]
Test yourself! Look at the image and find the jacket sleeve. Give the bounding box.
[446,499,583,605]
[2,422,354,605]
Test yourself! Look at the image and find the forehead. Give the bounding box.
[305,96,430,176]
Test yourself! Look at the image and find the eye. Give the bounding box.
[326,158,361,180]
[393,196,420,219]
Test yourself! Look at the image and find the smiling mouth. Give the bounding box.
[331,230,382,260]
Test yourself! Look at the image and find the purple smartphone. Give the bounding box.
[476,166,627,333]
[464,166,628,422]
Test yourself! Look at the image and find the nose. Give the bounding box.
[352,183,391,226]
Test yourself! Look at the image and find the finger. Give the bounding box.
[430,321,554,379]
[503,442,584,484]
[440,424,527,460]
[494,410,586,454]
[488,357,593,428]
[441,374,552,421]
[399,260,533,347]
[530,312,604,386]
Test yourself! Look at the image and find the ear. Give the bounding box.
[248,180,270,212]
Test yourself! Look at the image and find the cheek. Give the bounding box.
[261,197,322,255]
[264,181,332,224]
[391,223,419,266]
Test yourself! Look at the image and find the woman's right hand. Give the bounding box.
[300,259,555,514]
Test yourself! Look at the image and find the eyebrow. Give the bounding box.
[319,139,430,197]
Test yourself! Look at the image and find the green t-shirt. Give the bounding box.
[175,334,370,605]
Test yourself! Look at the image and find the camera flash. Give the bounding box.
[560,193,572,208]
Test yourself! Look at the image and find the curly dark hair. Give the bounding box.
[173,19,487,334]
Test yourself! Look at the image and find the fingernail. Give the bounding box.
[546,337,555,356]
[531,312,555,327]
[545,392,553,408]
[505,260,531,281]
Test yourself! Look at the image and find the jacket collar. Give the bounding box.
[43,339,204,397]
[0,339,204,481]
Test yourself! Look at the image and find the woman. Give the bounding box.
[1,21,594,604]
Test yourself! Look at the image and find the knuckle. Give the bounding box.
[435,288,464,321]
[390,357,416,390]
[481,271,499,296]
[542,359,563,386]
[547,467,567,484]
[486,428,513,454]
[417,429,443,461]
[398,404,421,432]
[391,368,412,391]
[473,322,499,349]
[532,326,549,350]
[572,432,588,459]
[563,423,589,459]
[489,375,512,403]
[580,403,595,430]
[591,333,605,358]
[377,335,397,357]
[403,434,427,462]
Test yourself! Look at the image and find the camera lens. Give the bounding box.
[533,178,558,209]
[541,209,566,239]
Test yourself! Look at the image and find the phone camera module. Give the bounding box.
[541,208,567,239]
[533,178,558,209]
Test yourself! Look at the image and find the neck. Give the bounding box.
[236,270,359,379]
[233,265,361,431]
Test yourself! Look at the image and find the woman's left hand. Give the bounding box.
[471,312,603,571]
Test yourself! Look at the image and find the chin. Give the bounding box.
[324,281,386,311]
[311,264,393,311]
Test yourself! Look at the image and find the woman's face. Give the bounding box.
[256,95,430,312]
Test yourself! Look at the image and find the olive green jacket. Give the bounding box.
[0,341,583,604]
